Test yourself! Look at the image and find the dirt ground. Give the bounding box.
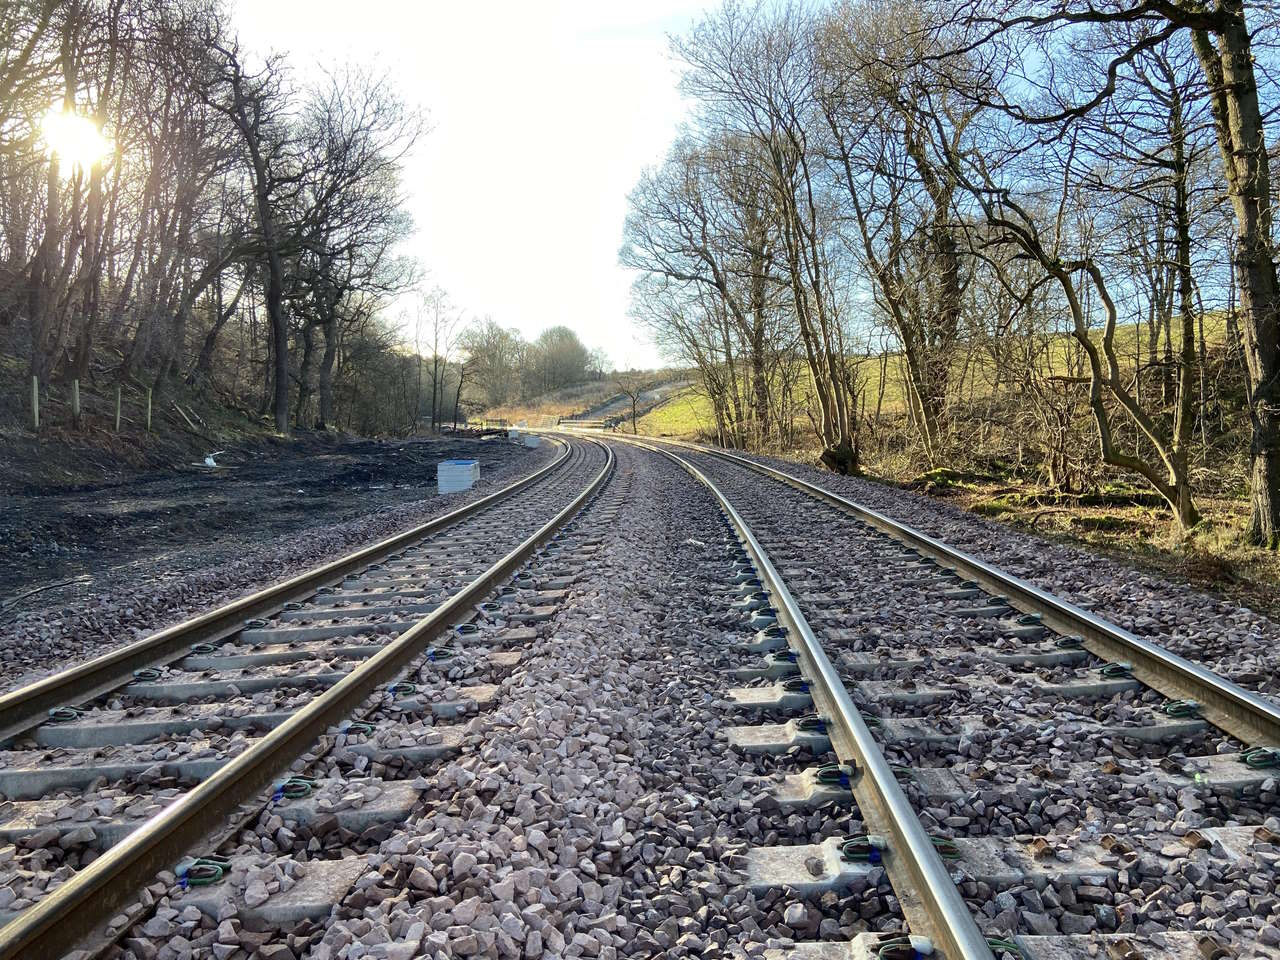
[0,431,533,600]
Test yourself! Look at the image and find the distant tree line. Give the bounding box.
[326,307,610,435]
[623,0,1280,547]
[459,320,609,411]
[0,0,424,435]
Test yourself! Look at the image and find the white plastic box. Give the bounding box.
[437,458,479,494]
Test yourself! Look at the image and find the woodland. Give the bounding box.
[0,1,610,443]
[6,0,1280,554]
[622,0,1280,548]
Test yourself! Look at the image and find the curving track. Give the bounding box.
[0,436,612,959]
[634,435,1278,960]
[1,432,1278,960]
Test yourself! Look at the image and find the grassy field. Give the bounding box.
[637,388,716,436]
[638,317,1236,438]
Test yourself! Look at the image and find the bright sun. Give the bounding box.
[40,107,113,173]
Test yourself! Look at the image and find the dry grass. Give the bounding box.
[636,388,716,437]
[483,381,626,425]
[638,316,1236,432]
[485,402,582,423]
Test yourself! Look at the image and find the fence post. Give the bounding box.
[115,385,122,432]
[30,375,39,431]
[145,387,152,432]
[71,379,80,428]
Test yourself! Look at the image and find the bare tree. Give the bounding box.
[201,37,297,433]
[411,286,461,432]
[674,4,861,471]
[816,3,976,465]
[459,317,524,409]
[622,132,790,449]
[0,0,429,441]
[614,368,656,434]
[945,0,1280,542]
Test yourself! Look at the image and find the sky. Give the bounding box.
[233,0,711,369]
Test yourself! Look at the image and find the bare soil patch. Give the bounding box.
[0,431,531,601]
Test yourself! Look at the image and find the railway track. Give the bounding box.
[627,435,1279,960]
[2,432,1277,959]
[0,435,612,958]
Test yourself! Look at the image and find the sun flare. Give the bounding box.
[40,107,113,173]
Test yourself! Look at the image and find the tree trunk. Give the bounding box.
[749,315,770,445]
[1169,81,1200,530]
[153,273,192,402]
[747,236,771,444]
[27,158,62,383]
[431,354,442,433]
[318,316,338,429]
[265,249,289,433]
[296,321,316,428]
[70,160,108,381]
[717,305,745,447]
[452,361,466,429]
[1192,10,1280,546]
[190,269,249,387]
[900,335,942,466]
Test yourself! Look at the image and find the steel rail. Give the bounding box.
[0,436,574,746]
[612,435,993,960]
[0,437,614,960]
[648,436,1280,750]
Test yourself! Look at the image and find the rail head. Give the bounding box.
[611,435,994,960]
[646,436,1280,751]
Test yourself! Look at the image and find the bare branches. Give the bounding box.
[0,0,429,438]
[621,0,1280,535]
